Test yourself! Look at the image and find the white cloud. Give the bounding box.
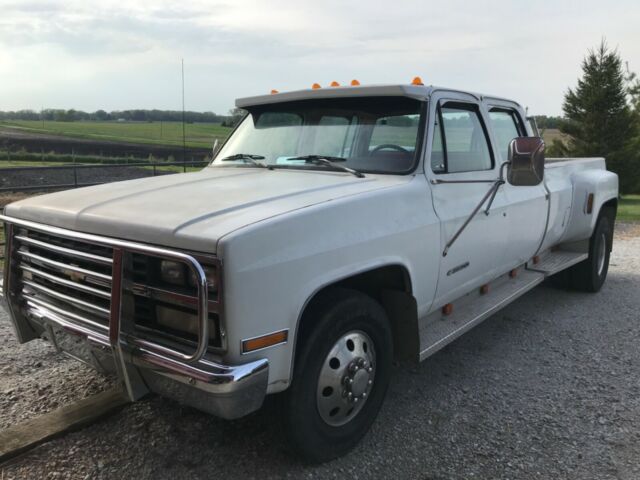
[0,0,639,114]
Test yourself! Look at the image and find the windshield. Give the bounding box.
[212,97,425,174]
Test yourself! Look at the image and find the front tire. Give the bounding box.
[282,288,393,463]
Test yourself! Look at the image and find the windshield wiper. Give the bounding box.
[220,154,271,169]
[287,155,365,178]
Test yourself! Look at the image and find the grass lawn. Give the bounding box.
[0,120,233,149]
[618,195,640,223]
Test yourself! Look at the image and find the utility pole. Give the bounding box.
[181,58,186,173]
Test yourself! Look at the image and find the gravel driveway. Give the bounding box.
[1,225,639,479]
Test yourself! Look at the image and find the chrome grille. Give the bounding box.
[15,228,114,329]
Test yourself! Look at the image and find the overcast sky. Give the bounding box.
[1,0,639,116]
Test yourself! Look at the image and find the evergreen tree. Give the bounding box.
[554,40,635,193]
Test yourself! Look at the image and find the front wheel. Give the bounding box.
[282,289,393,463]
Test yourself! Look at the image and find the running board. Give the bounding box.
[526,250,587,276]
[418,269,544,361]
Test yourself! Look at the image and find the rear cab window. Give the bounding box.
[488,108,525,162]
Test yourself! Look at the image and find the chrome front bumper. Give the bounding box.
[0,215,269,420]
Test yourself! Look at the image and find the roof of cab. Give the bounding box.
[235,84,433,108]
[235,83,522,110]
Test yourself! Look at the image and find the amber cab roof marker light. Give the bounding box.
[350,79,360,86]
[411,76,424,86]
[270,89,279,94]
[311,83,322,89]
[330,81,340,87]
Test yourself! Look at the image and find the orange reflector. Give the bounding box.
[242,330,288,353]
[533,255,540,265]
[311,83,321,89]
[350,79,360,86]
[480,284,490,295]
[270,89,279,94]
[509,269,518,278]
[411,76,424,85]
[330,81,340,87]
[586,193,594,214]
[442,303,453,316]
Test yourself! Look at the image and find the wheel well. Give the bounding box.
[295,265,420,365]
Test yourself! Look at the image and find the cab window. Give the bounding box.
[489,109,524,161]
[432,103,494,173]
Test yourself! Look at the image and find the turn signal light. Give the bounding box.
[311,83,321,89]
[350,79,360,86]
[480,284,490,295]
[242,330,288,353]
[442,303,453,316]
[411,76,424,85]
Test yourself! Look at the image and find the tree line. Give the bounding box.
[0,109,232,124]
[548,40,640,194]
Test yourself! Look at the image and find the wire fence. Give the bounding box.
[0,160,210,193]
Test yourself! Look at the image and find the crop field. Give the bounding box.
[0,120,233,149]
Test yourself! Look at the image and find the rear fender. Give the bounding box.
[560,169,618,243]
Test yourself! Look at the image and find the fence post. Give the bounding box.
[153,164,157,176]
[72,148,75,164]
[73,163,78,188]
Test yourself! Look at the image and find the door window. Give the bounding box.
[489,109,524,161]
[432,103,494,173]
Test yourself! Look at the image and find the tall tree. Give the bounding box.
[555,40,635,192]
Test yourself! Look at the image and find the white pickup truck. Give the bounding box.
[1,82,618,462]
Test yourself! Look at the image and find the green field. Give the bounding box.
[619,195,640,222]
[0,120,233,148]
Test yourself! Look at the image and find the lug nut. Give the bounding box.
[362,392,367,398]
[353,397,359,403]
[367,367,373,373]
[368,379,372,385]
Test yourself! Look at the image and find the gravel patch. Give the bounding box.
[0,317,116,431]
[1,228,639,479]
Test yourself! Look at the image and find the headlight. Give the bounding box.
[188,265,218,291]
[160,260,218,291]
[160,260,185,285]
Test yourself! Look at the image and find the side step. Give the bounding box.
[526,249,587,276]
[418,268,544,361]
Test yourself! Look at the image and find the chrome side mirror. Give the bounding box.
[507,137,545,186]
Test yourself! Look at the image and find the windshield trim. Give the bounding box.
[210,97,428,176]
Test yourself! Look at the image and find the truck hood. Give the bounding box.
[5,167,411,253]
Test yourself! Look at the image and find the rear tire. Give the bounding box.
[563,214,612,292]
[282,288,393,463]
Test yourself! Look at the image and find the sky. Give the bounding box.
[0,0,639,116]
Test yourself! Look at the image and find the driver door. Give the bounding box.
[427,97,509,308]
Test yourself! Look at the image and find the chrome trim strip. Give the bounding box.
[25,296,109,332]
[17,249,112,283]
[14,234,113,265]
[19,264,111,299]
[23,280,110,316]
[131,283,220,313]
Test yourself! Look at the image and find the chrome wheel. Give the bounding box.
[596,231,607,276]
[316,330,376,427]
